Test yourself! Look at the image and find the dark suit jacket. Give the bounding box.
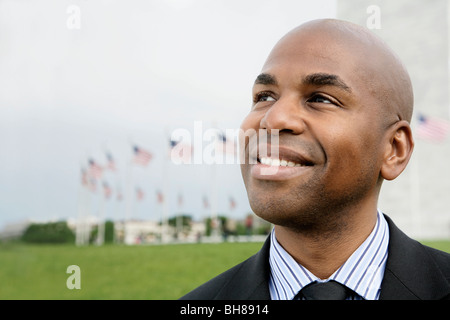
[181,215,450,300]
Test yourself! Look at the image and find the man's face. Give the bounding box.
[240,29,388,229]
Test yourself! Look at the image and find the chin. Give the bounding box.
[247,187,348,233]
[248,192,303,225]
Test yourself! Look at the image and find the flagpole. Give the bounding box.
[77,156,91,246]
[210,159,219,241]
[80,155,93,245]
[97,187,105,245]
[124,158,133,245]
[84,181,93,245]
[113,185,120,244]
[97,144,107,246]
[162,126,170,243]
[176,190,182,240]
[134,187,139,220]
[210,121,219,241]
[76,167,86,246]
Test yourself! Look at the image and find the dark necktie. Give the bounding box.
[296,280,349,300]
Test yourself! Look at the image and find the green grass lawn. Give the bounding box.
[0,241,262,299]
[420,240,450,254]
[0,240,448,300]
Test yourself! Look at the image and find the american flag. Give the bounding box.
[81,167,96,193]
[229,196,236,210]
[87,177,97,193]
[156,190,164,204]
[133,145,153,166]
[103,182,112,199]
[136,187,144,201]
[202,195,209,209]
[116,190,123,202]
[81,168,88,187]
[169,138,192,164]
[106,152,116,171]
[416,114,450,142]
[216,131,236,155]
[88,159,103,179]
[169,139,178,149]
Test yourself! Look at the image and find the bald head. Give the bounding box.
[265,19,414,124]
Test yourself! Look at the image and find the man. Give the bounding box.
[181,19,450,300]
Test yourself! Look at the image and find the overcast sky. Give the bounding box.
[0,0,337,229]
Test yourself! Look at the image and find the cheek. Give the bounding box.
[323,132,381,190]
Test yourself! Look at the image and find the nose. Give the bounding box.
[259,95,306,134]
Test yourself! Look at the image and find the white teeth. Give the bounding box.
[259,157,304,167]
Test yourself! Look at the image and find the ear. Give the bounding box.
[380,120,414,181]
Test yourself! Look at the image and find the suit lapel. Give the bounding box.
[380,215,450,300]
[246,237,271,299]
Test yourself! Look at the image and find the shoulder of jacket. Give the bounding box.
[421,244,450,279]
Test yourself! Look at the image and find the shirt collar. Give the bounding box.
[269,211,389,300]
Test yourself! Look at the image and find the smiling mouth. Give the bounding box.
[249,144,317,180]
[252,154,314,180]
[257,157,312,167]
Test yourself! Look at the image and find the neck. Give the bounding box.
[273,204,378,280]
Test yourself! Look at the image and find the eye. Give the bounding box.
[307,93,344,109]
[253,91,276,104]
[308,94,333,104]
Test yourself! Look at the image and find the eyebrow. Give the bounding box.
[254,73,278,86]
[254,72,352,93]
[303,73,352,93]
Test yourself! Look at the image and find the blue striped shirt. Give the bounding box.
[269,211,389,300]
